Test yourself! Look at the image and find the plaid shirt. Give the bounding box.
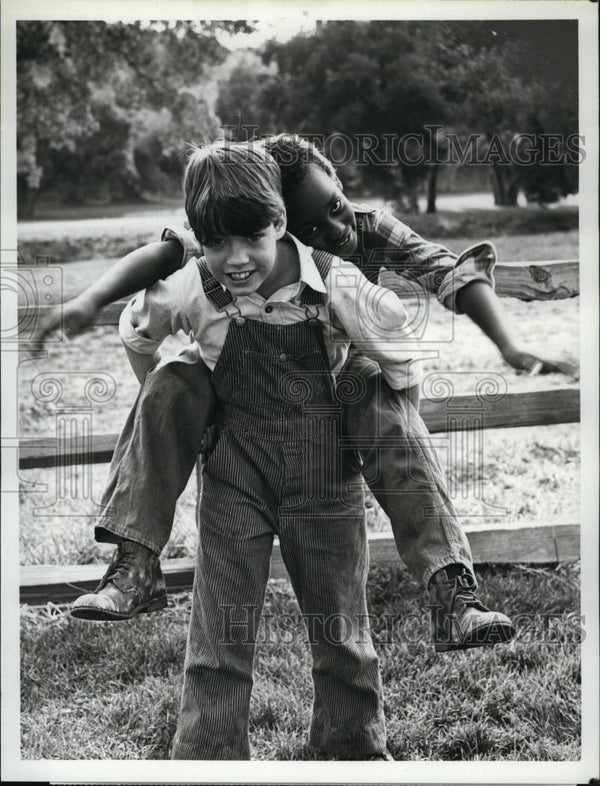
[349,204,494,313]
[163,203,495,316]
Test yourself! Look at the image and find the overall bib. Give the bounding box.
[172,273,387,760]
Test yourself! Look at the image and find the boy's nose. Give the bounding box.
[228,242,250,265]
[326,220,346,244]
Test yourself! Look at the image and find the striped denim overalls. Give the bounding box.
[171,254,387,760]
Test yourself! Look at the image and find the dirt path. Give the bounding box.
[18,192,579,241]
[18,207,187,241]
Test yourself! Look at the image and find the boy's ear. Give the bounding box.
[274,211,287,239]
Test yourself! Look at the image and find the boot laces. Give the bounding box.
[452,572,481,608]
[103,543,136,584]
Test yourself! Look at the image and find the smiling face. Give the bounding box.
[284,164,357,255]
[203,221,286,297]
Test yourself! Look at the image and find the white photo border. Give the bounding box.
[2,1,598,783]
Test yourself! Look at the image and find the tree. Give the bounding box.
[214,20,578,211]
[217,22,453,210]
[215,50,278,137]
[17,20,251,216]
[429,21,579,206]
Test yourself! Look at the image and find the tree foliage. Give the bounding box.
[17,20,250,216]
[17,20,578,216]
[215,20,579,210]
[427,21,579,206]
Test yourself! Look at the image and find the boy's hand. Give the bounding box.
[200,424,220,460]
[32,293,99,345]
[502,347,580,380]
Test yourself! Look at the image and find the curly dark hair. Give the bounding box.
[261,134,343,202]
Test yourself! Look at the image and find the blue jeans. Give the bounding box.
[338,352,472,587]
[96,350,473,588]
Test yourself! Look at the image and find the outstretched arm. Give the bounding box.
[455,281,579,379]
[32,240,183,344]
[368,211,578,380]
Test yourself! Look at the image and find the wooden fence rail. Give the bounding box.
[20,522,580,606]
[18,259,579,330]
[381,259,579,301]
[18,386,581,605]
[18,388,580,470]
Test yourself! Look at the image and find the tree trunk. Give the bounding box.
[17,179,40,219]
[491,164,519,207]
[405,182,419,214]
[426,165,439,213]
[505,167,520,206]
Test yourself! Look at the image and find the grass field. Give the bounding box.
[16,225,582,761]
[20,563,581,761]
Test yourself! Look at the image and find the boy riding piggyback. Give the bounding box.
[37,133,547,652]
[72,135,513,651]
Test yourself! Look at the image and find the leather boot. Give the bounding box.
[71,541,167,621]
[366,749,395,760]
[428,564,515,652]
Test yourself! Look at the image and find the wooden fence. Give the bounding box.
[17,259,580,605]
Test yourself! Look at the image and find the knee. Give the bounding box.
[142,360,215,412]
[343,377,425,443]
[341,370,388,436]
[338,364,380,416]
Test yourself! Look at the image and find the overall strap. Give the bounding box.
[197,258,234,310]
[300,249,335,305]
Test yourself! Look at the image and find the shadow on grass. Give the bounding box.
[20,562,580,760]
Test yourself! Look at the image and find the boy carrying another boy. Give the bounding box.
[117,140,424,759]
[66,134,518,654]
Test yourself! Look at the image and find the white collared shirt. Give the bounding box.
[120,233,423,390]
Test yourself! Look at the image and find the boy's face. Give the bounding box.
[203,221,286,296]
[285,164,357,256]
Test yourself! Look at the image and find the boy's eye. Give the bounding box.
[331,197,343,215]
[206,238,225,249]
[248,232,265,242]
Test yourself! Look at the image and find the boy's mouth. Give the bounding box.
[227,270,255,282]
[334,228,355,253]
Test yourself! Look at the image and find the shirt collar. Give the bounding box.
[285,232,327,294]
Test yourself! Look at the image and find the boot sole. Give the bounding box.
[435,621,516,653]
[70,593,168,621]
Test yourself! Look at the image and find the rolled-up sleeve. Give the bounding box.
[161,224,203,268]
[365,210,495,313]
[435,244,496,313]
[326,258,424,390]
[119,269,191,354]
